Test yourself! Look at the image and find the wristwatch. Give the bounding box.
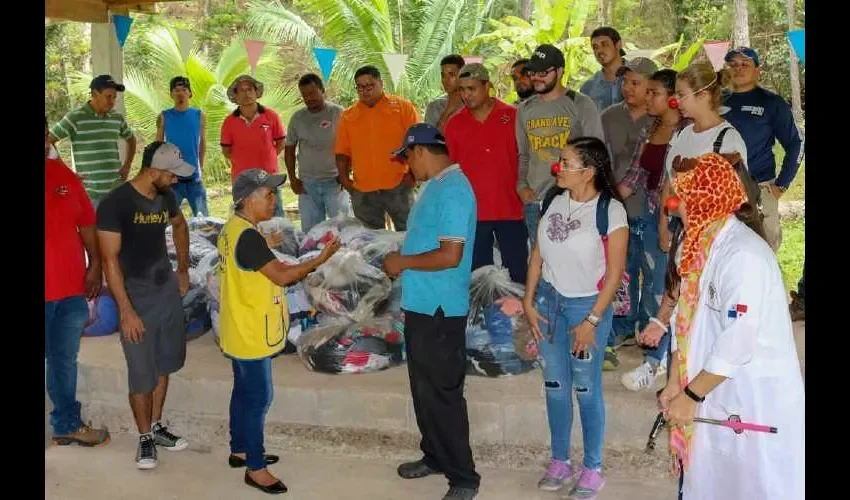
[585,313,600,327]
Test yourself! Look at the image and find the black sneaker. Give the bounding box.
[152,422,188,451]
[443,486,478,499]
[397,459,441,479]
[136,434,157,470]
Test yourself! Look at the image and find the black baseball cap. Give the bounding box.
[170,76,192,92]
[392,123,447,159]
[232,169,288,206]
[526,44,566,73]
[90,74,125,92]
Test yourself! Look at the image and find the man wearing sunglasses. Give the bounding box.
[334,65,420,230]
[516,44,605,246]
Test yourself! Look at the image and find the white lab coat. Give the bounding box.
[671,217,805,500]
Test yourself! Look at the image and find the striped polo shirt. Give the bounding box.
[50,102,134,201]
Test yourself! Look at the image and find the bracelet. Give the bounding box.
[585,313,600,327]
[649,317,669,333]
[684,385,705,403]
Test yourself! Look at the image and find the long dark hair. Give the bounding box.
[664,174,766,299]
[567,136,623,203]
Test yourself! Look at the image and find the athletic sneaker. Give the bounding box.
[136,434,157,470]
[538,458,575,491]
[621,361,667,392]
[568,467,606,499]
[602,347,619,371]
[152,422,188,451]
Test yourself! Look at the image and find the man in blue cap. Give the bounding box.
[382,123,480,500]
[722,47,804,252]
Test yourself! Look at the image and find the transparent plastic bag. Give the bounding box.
[303,249,392,323]
[300,216,365,254]
[468,265,525,318]
[359,231,405,268]
[258,217,304,257]
[296,313,405,374]
[166,229,218,268]
[187,216,226,245]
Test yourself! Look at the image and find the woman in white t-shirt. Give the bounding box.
[523,136,628,498]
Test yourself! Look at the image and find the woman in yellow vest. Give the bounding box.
[218,168,340,494]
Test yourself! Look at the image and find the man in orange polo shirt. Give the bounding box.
[221,75,286,217]
[334,65,419,230]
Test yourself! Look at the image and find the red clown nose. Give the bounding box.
[550,162,562,176]
[668,97,680,109]
[665,195,680,212]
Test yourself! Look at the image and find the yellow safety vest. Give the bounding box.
[217,215,289,359]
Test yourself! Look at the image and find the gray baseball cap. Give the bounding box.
[141,142,195,177]
[458,63,490,81]
[232,168,287,205]
[617,57,658,78]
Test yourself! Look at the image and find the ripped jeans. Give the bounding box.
[534,280,612,468]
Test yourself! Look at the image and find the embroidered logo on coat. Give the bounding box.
[727,304,748,318]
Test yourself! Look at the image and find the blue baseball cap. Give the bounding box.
[392,123,447,159]
[725,47,761,67]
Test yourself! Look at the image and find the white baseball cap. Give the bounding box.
[141,142,195,177]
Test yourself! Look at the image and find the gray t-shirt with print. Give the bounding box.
[285,102,344,180]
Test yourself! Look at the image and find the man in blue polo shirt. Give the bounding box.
[722,47,804,251]
[382,123,479,500]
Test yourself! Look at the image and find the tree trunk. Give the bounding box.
[733,0,750,47]
[519,0,532,21]
[597,0,609,25]
[786,0,803,122]
[606,0,614,26]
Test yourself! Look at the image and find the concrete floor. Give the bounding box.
[45,435,677,500]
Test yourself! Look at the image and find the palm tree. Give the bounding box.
[246,0,497,110]
[72,26,296,183]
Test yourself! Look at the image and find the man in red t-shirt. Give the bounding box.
[44,117,110,446]
[221,75,286,216]
[444,64,528,283]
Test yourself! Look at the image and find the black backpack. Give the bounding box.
[713,127,762,209]
[540,187,613,238]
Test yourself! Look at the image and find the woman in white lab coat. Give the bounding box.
[657,151,805,500]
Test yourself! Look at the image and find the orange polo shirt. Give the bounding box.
[334,94,419,192]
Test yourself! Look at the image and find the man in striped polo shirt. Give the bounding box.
[50,74,137,203]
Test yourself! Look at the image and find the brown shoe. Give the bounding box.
[52,421,111,447]
[789,291,805,322]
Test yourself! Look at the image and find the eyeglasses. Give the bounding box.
[556,157,587,172]
[529,68,556,78]
[355,83,376,93]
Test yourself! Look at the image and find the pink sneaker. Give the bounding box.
[537,458,575,491]
[569,467,605,499]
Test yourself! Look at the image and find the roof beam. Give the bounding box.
[46,0,108,23]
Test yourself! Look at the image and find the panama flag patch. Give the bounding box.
[727,304,748,318]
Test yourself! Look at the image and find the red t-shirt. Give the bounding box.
[220,105,285,180]
[45,158,96,302]
[445,99,523,221]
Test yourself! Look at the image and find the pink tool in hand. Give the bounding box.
[694,414,778,435]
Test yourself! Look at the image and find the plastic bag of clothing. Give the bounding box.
[300,216,365,254]
[166,228,218,268]
[465,266,537,377]
[187,216,226,245]
[183,279,211,340]
[84,291,119,337]
[303,249,392,323]
[359,231,405,268]
[297,313,405,374]
[258,217,304,258]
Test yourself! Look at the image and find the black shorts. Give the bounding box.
[121,278,186,394]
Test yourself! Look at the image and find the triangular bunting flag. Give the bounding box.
[313,47,338,82]
[463,56,483,65]
[244,40,266,75]
[381,53,408,89]
[177,29,195,63]
[112,15,134,49]
[703,41,731,71]
[787,29,805,65]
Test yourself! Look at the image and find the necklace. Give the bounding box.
[567,196,592,222]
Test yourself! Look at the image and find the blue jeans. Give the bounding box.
[534,280,612,469]
[230,357,274,471]
[611,202,668,357]
[299,178,350,233]
[524,202,542,248]
[173,180,209,217]
[45,296,88,435]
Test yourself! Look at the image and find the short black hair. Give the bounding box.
[354,65,381,81]
[415,143,449,157]
[511,58,530,69]
[141,141,166,169]
[298,73,325,92]
[591,26,626,57]
[440,54,466,69]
